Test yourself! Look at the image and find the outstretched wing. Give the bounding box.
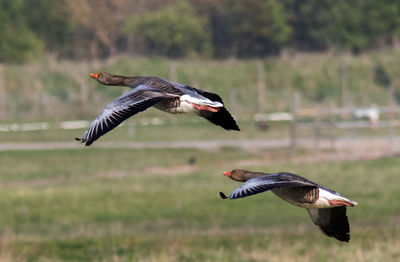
[77,86,177,146]
[225,173,318,199]
[307,207,350,242]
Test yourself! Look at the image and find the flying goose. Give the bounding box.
[76,72,239,146]
[220,169,357,242]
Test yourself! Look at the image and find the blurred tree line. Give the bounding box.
[0,0,399,63]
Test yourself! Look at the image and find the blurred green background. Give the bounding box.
[0,0,400,261]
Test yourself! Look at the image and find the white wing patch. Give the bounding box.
[180,94,223,107]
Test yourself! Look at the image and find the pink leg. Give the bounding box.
[328,200,354,207]
[189,102,219,112]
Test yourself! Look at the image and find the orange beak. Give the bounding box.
[223,171,232,177]
[90,72,100,80]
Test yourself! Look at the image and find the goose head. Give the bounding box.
[90,72,123,85]
[223,169,252,182]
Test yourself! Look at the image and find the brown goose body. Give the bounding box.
[220,169,357,242]
[272,186,319,207]
[76,72,239,146]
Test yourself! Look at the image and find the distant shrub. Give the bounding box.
[123,1,212,58]
[0,24,44,63]
[374,63,391,88]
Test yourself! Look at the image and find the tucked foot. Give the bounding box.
[219,192,228,199]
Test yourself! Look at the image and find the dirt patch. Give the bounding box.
[95,164,198,180]
[1,177,66,189]
[143,165,198,176]
[2,164,199,190]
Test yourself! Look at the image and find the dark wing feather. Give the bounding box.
[198,107,240,131]
[192,88,239,130]
[227,173,318,199]
[307,207,350,242]
[78,87,175,146]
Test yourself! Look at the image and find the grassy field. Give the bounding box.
[0,147,399,261]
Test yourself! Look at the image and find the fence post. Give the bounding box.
[313,104,321,150]
[328,101,337,151]
[32,79,42,117]
[80,76,89,115]
[341,58,349,109]
[289,91,299,160]
[388,82,396,155]
[256,60,265,113]
[230,89,237,117]
[0,64,5,120]
[169,61,177,82]
[75,62,89,115]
